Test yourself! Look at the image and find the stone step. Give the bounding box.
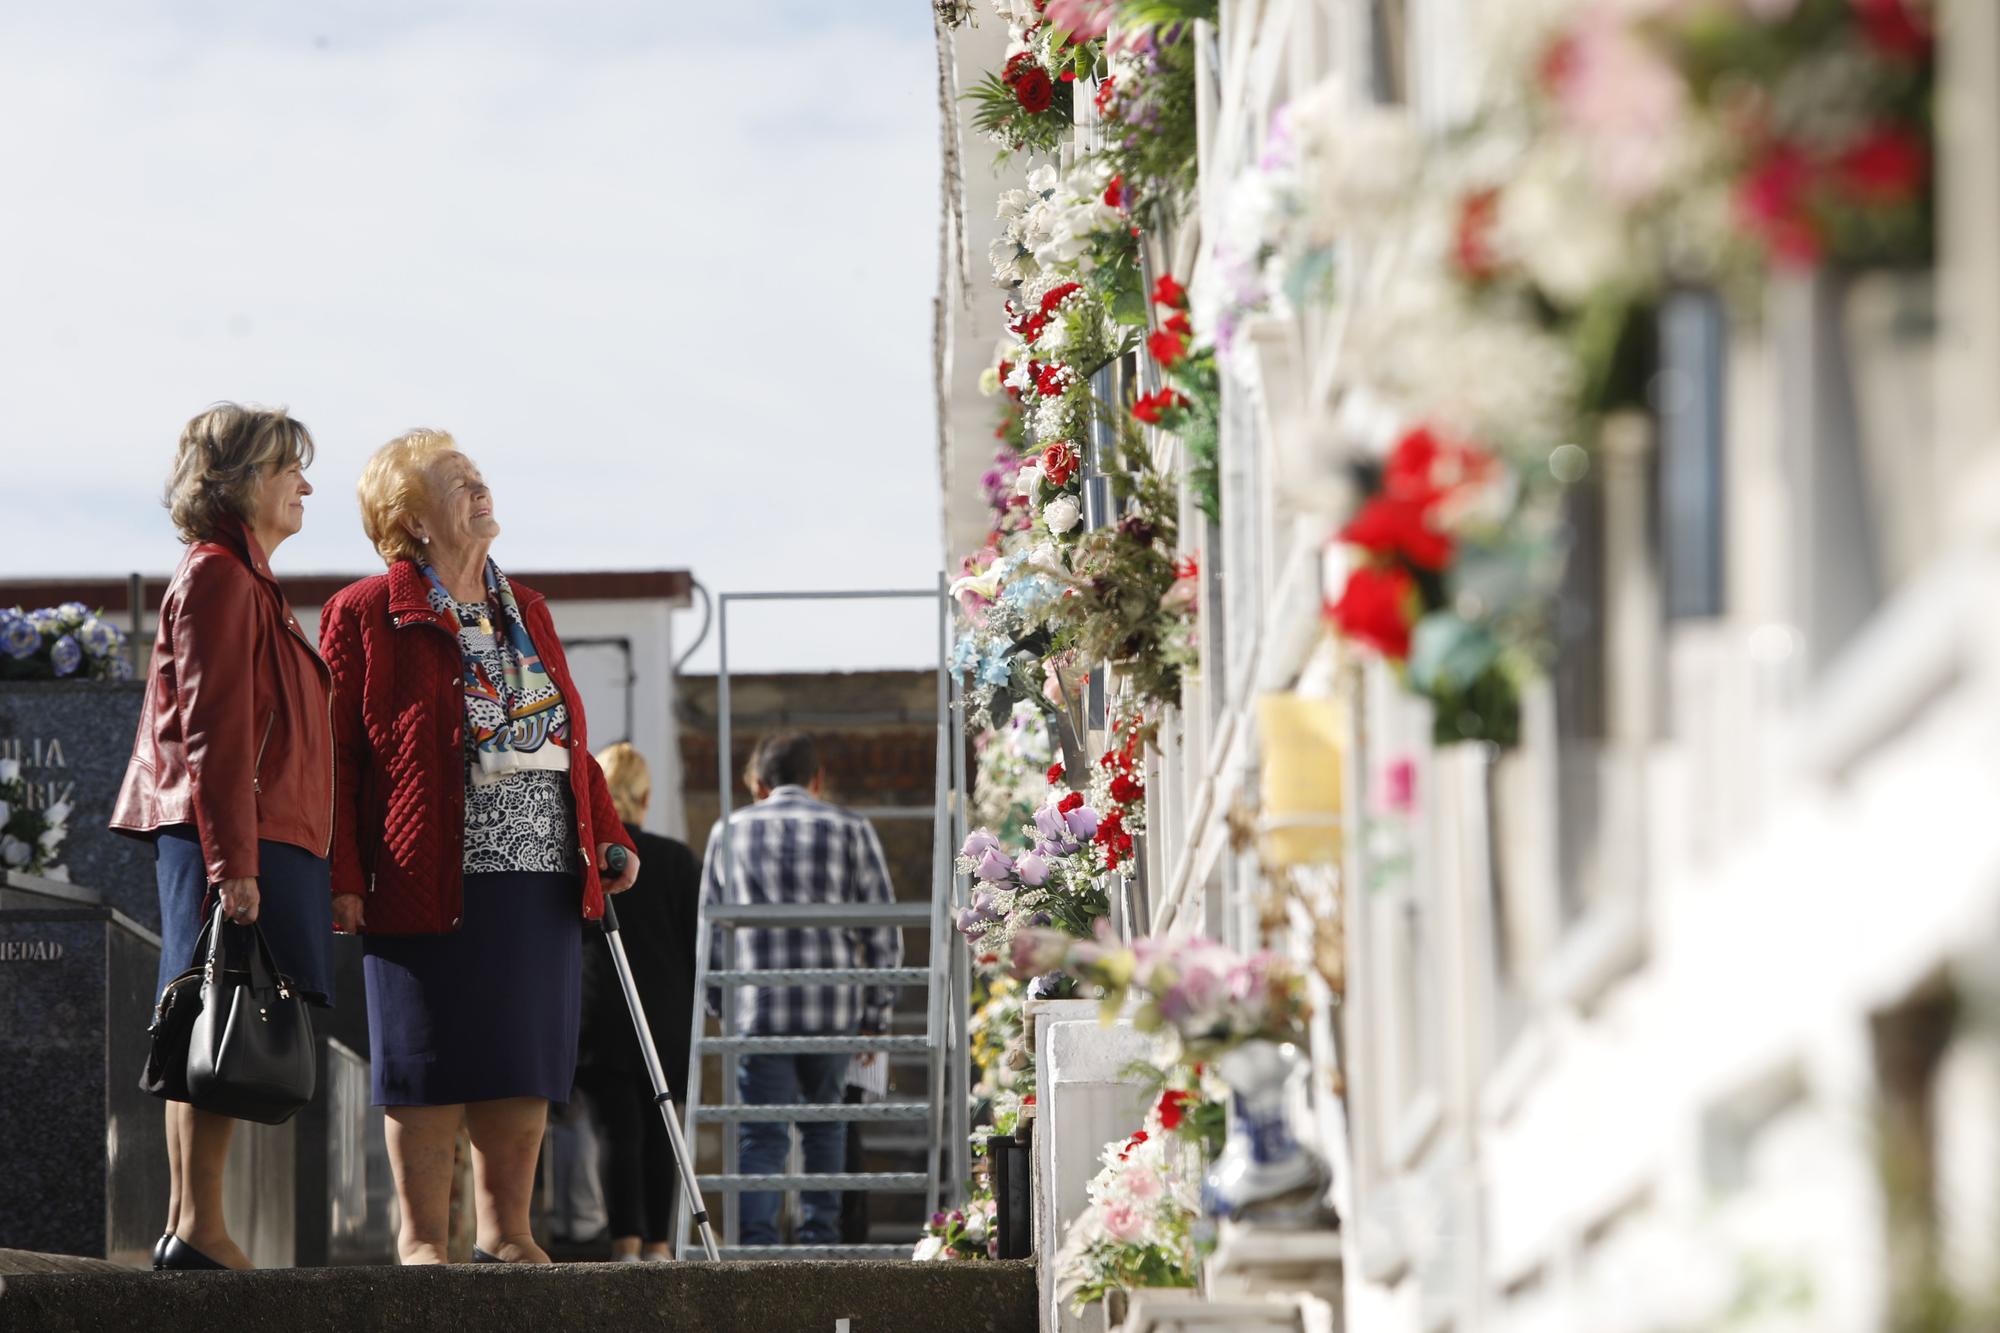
[0,1257,1038,1333]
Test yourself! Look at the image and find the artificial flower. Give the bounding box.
[1339,496,1454,571]
[1326,565,1417,659]
[1044,495,1083,534]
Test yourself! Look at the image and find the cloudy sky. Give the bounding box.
[0,1,945,673]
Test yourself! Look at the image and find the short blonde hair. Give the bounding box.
[165,404,315,544]
[598,743,652,824]
[357,428,457,566]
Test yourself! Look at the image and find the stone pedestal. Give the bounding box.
[0,681,152,930]
[0,877,299,1267]
[1205,1223,1345,1326]
[1036,1014,1155,1333]
[0,893,168,1263]
[1120,1289,1327,1333]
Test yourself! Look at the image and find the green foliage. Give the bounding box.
[968,70,1075,159]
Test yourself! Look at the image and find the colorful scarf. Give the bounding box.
[423,560,571,786]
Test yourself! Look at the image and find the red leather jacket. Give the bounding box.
[111,519,334,881]
[318,560,633,935]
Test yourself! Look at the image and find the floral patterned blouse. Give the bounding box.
[434,588,576,875]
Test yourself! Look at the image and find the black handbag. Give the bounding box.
[139,911,217,1103]
[185,903,317,1124]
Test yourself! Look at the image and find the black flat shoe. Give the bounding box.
[472,1247,504,1263]
[158,1236,227,1270]
[152,1233,172,1270]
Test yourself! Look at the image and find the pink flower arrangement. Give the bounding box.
[1009,922,1310,1059]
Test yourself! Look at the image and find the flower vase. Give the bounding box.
[1203,1040,1334,1229]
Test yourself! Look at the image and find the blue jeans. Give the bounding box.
[736,1051,849,1245]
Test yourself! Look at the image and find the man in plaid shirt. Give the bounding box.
[699,731,903,1247]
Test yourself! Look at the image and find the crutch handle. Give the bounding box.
[600,846,629,933]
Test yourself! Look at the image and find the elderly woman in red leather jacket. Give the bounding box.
[113,403,333,1272]
[320,428,638,1265]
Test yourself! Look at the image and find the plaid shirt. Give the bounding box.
[700,786,903,1036]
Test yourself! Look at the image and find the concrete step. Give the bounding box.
[0,1258,1038,1333]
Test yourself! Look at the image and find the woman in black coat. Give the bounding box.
[577,744,700,1261]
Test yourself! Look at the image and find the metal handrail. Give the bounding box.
[678,579,968,1257]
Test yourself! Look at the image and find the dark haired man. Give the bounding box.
[699,731,902,1248]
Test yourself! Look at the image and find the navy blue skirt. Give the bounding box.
[155,826,335,1006]
[362,871,583,1107]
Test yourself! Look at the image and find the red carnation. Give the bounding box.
[1094,77,1116,114]
[1013,67,1055,114]
[1737,142,1823,267]
[1130,387,1189,425]
[1033,362,1071,398]
[1040,281,1083,314]
[1046,762,1065,785]
[1836,125,1927,204]
[1058,791,1085,814]
[1340,495,1454,571]
[1385,425,1491,510]
[1852,0,1932,61]
[1147,328,1189,368]
[1110,773,1144,805]
[1157,1089,1190,1130]
[1103,174,1125,209]
[1151,273,1187,309]
[1164,311,1192,338]
[1326,564,1417,659]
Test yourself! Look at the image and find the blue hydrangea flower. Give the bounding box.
[977,642,1014,688]
[78,618,118,658]
[0,616,38,659]
[949,635,979,676]
[110,654,135,682]
[50,635,82,677]
[57,602,88,618]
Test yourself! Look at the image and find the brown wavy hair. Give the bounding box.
[164,403,316,544]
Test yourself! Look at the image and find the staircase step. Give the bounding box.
[708,966,932,987]
[696,1171,929,1192]
[0,1254,1040,1331]
[702,1034,928,1056]
[715,1244,918,1260]
[707,901,932,928]
[693,1102,931,1124]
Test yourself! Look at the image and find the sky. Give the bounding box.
[0,0,945,674]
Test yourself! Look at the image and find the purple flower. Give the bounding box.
[1032,804,1067,843]
[961,829,1002,860]
[1064,805,1099,841]
[1015,851,1050,886]
[974,848,1015,882]
[955,892,1002,938]
[50,635,81,678]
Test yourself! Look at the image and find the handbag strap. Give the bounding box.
[203,902,296,1000]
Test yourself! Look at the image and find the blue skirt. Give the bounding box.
[155,826,335,1005]
[362,871,583,1107]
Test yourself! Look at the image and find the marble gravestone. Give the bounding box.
[0,681,152,930]
[0,896,169,1264]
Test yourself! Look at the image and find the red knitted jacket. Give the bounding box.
[319,561,634,935]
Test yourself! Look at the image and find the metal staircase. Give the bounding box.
[676,586,972,1260]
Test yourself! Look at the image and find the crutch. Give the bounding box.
[598,845,722,1260]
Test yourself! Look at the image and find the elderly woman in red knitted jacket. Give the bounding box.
[320,428,638,1265]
